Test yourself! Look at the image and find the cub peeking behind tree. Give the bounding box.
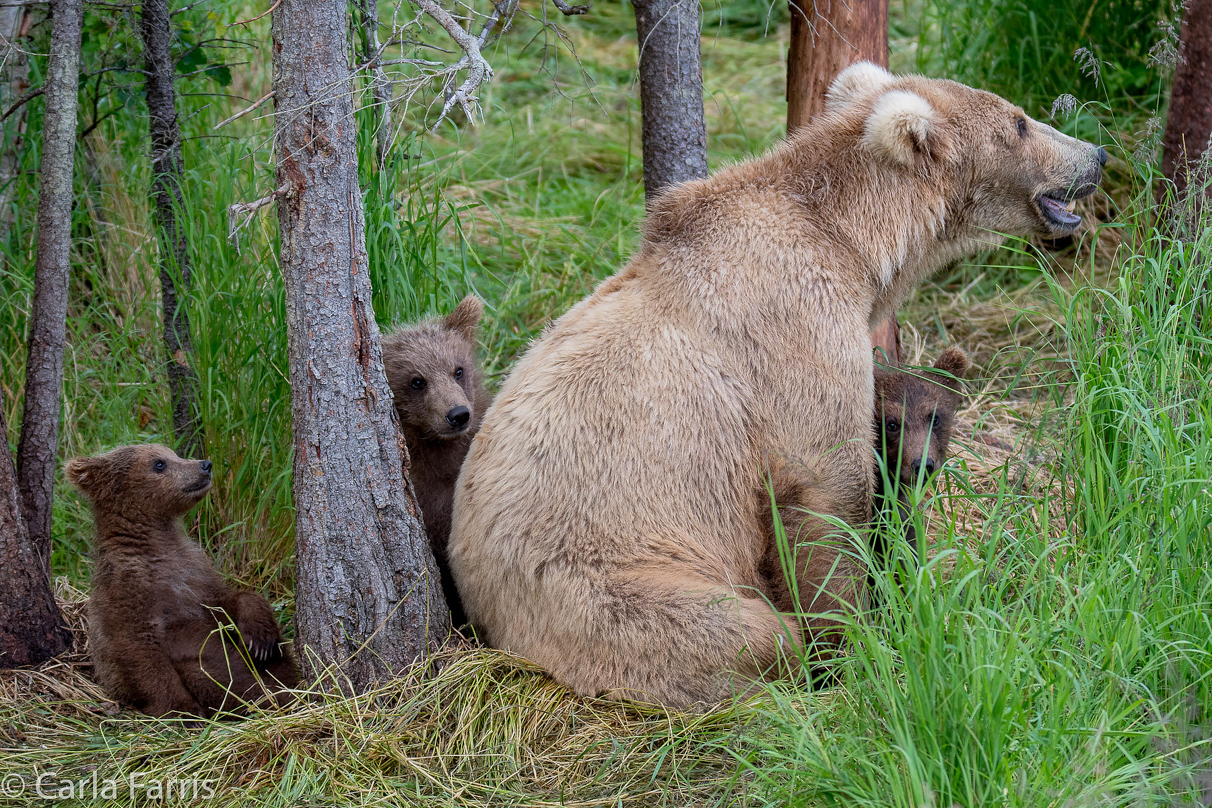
[66,445,297,719]
[872,347,968,572]
[381,295,491,629]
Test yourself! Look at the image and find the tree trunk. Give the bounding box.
[1161,0,1212,197]
[357,0,393,170]
[632,0,709,203]
[17,0,83,570]
[786,0,898,364]
[271,0,449,690]
[140,0,203,460]
[0,3,31,240]
[0,389,71,669]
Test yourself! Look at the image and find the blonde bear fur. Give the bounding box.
[449,64,1104,709]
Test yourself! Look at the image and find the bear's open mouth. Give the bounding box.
[1036,186,1096,232]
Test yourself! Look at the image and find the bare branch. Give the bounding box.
[212,88,273,129]
[226,182,287,249]
[550,0,589,15]
[231,0,279,28]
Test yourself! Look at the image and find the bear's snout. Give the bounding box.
[199,460,212,473]
[446,406,471,430]
[910,456,936,480]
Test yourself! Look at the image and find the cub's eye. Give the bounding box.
[454,367,464,380]
[410,377,426,391]
[932,413,944,430]
[1016,116,1028,138]
[153,459,166,473]
[885,419,900,435]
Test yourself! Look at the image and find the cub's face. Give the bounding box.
[874,348,968,490]
[383,296,484,441]
[827,63,1105,244]
[66,444,212,519]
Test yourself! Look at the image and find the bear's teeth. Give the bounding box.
[1064,200,1077,213]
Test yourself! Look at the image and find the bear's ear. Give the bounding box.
[931,347,969,390]
[444,295,483,341]
[863,90,952,168]
[825,61,893,113]
[65,456,103,493]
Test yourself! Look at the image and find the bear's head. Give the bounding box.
[873,347,968,491]
[66,444,213,522]
[825,62,1105,245]
[382,295,485,442]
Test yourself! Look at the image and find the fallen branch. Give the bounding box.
[212,89,273,129]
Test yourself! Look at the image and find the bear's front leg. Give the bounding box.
[760,452,870,664]
[224,590,284,662]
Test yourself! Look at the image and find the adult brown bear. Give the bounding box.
[449,63,1104,709]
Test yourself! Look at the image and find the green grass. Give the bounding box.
[1,0,1210,804]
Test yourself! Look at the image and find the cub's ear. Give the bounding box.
[444,295,483,341]
[931,347,969,389]
[825,61,893,113]
[65,457,102,493]
[863,90,952,167]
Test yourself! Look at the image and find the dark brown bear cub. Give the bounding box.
[66,445,297,718]
[872,347,968,571]
[382,295,490,628]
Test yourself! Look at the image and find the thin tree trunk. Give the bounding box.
[17,0,83,569]
[786,0,898,364]
[357,0,393,169]
[631,0,708,202]
[272,0,449,690]
[1162,0,1212,197]
[0,388,71,669]
[140,0,203,460]
[0,3,31,239]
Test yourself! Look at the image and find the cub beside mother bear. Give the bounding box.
[449,63,1104,708]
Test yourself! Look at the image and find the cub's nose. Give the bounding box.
[1095,146,1108,166]
[199,460,213,474]
[912,457,935,478]
[446,406,470,429]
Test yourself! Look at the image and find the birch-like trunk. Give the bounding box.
[631,0,708,202]
[17,0,83,569]
[357,0,393,169]
[0,3,30,239]
[140,0,203,459]
[0,389,71,669]
[271,0,449,690]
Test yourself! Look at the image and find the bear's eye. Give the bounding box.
[153,459,167,473]
[454,367,464,380]
[1016,116,1028,138]
[885,419,900,435]
[410,377,427,391]
[931,413,945,430]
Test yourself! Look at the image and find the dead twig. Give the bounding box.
[212,89,273,129]
[550,0,590,15]
[227,183,287,250]
[231,0,280,27]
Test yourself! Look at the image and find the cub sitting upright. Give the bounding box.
[381,295,490,628]
[66,445,297,718]
[872,347,968,568]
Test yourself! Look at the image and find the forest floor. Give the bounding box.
[2,1,1210,806]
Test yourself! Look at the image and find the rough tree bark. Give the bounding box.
[140,0,203,459]
[17,0,83,569]
[1162,0,1212,197]
[0,389,71,669]
[632,0,708,202]
[786,0,898,363]
[272,0,449,690]
[0,2,31,239]
[357,0,393,170]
